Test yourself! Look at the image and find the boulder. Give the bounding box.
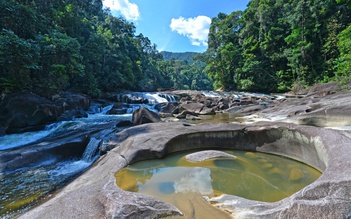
[307,82,341,97]
[132,107,161,126]
[0,91,91,134]
[107,102,129,115]
[53,91,91,111]
[116,120,132,127]
[158,102,180,116]
[0,92,61,134]
[57,109,88,121]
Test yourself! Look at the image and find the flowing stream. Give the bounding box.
[0,92,175,218]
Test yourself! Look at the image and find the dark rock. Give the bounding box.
[159,102,180,115]
[239,98,254,105]
[0,92,61,134]
[108,108,127,115]
[53,91,91,111]
[0,91,91,134]
[116,120,132,127]
[57,109,88,121]
[107,102,129,115]
[0,134,89,173]
[0,126,5,137]
[132,107,161,126]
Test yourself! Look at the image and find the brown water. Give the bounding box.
[115,150,321,219]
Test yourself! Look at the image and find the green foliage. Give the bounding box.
[1,0,198,97]
[201,0,351,92]
[160,51,199,64]
[335,24,351,84]
[336,0,351,8]
[2,0,351,96]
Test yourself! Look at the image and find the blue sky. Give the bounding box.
[102,0,250,53]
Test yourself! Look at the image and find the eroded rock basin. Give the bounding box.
[116,150,321,218]
[19,122,351,219]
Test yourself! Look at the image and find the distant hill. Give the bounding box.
[160,51,200,64]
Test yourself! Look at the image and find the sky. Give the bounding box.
[102,0,250,53]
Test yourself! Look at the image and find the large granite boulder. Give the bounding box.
[0,92,61,134]
[0,92,91,134]
[53,91,91,111]
[132,107,161,126]
[19,122,351,219]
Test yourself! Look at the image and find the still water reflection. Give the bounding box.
[116,150,321,218]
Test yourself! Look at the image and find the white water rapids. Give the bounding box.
[0,92,176,218]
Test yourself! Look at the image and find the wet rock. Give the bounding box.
[53,91,91,111]
[116,120,132,127]
[107,103,129,115]
[57,109,88,121]
[0,134,88,173]
[0,92,91,134]
[0,92,60,134]
[162,117,180,122]
[185,114,202,120]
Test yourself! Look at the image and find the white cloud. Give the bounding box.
[170,16,211,47]
[103,0,140,21]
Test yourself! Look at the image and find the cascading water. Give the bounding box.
[0,137,104,218]
[0,91,177,218]
[81,138,101,163]
[0,103,130,218]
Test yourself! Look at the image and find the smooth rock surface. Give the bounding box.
[0,91,90,134]
[185,150,237,162]
[132,107,161,126]
[19,122,351,219]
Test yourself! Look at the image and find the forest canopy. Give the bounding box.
[201,0,351,92]
[0,0,351,97]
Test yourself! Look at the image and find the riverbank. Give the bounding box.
[1,83,351,218]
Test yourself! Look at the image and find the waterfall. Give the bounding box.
[82,137,102,162]
[161,94,176,102]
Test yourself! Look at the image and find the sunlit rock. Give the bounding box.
[19,122,351,219]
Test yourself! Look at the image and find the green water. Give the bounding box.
[115,150,321,218]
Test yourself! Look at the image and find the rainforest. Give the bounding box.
[1,0,351,97]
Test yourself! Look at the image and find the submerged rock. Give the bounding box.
[185,150,237,162]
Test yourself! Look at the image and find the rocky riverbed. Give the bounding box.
[1,83,351,218]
